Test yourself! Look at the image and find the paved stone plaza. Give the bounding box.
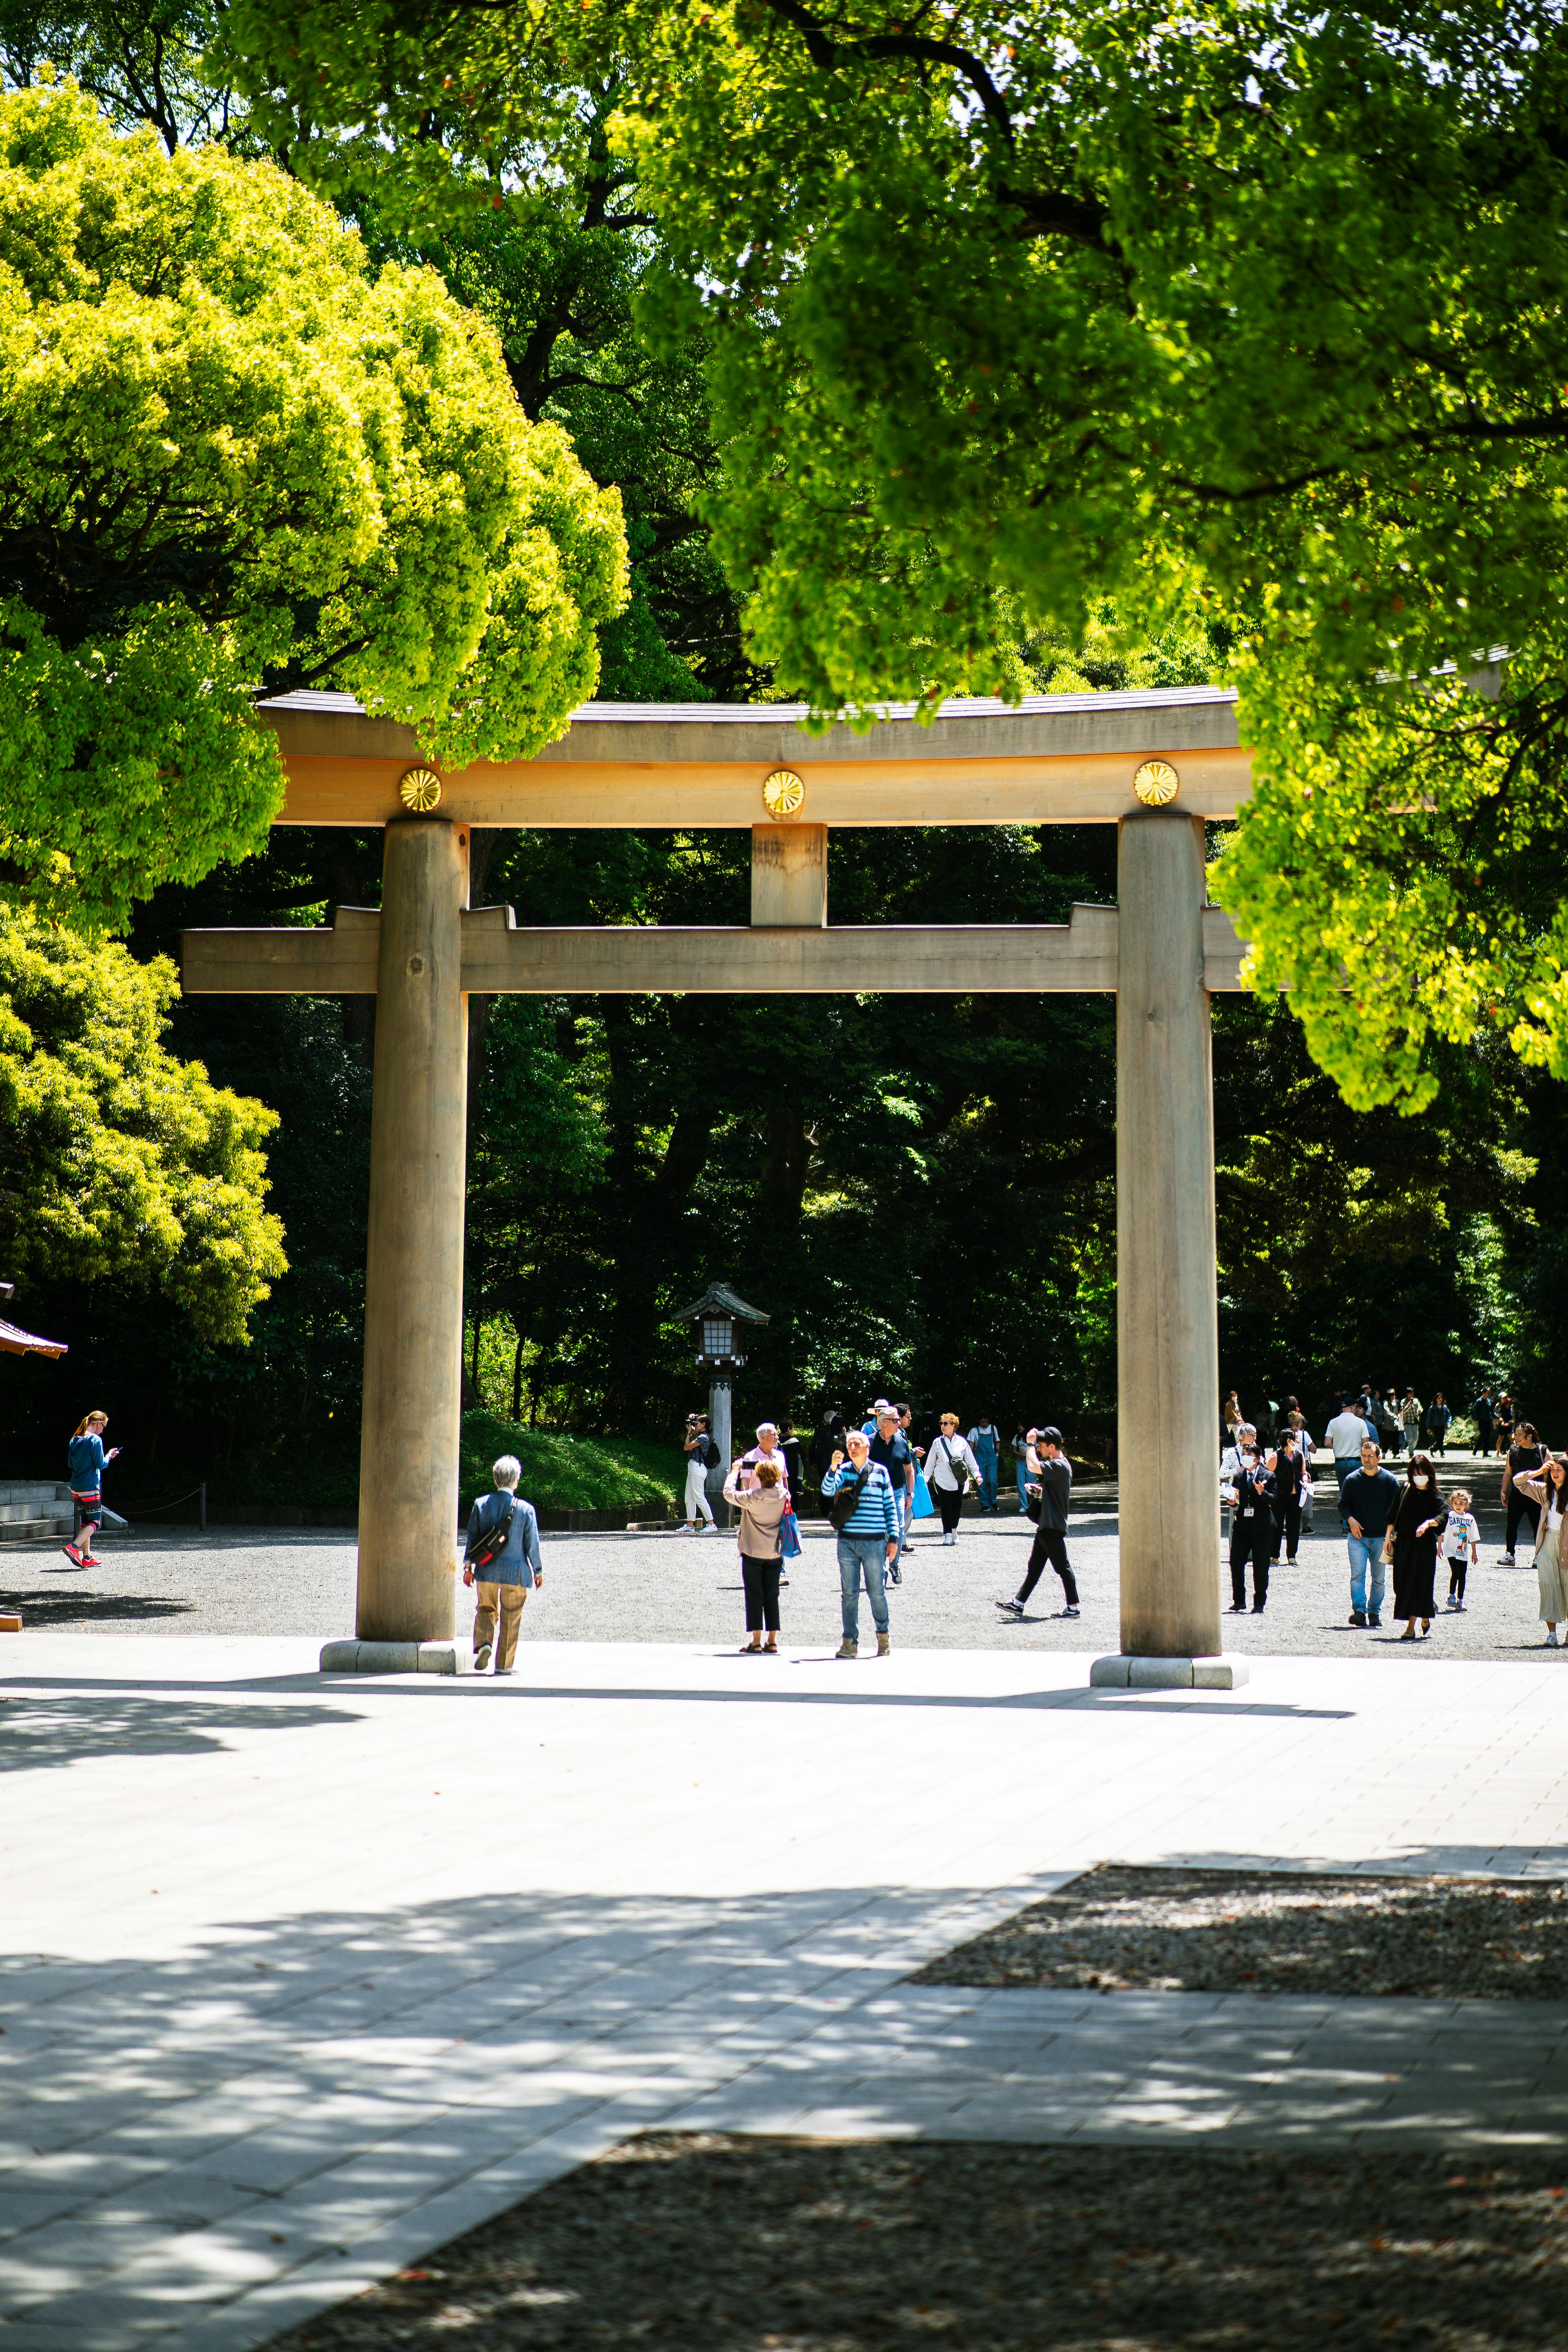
[2,1623,1568,2348]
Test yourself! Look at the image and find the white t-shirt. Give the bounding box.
[1441,1510,1479,1557]
[1327,1410,1373,1459]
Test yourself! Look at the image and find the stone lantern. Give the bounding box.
[672,1282,771,1506]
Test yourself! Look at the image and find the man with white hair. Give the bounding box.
[462,1454,543,1676]
[736,1421,791,1496]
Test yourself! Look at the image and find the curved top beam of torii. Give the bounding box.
[258,682,1251,829]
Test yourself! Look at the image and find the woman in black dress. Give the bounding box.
[1388,1451,1445,1640]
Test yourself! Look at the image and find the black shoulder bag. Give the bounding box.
[829,1466,872,1531]
[466,1493,517,1571]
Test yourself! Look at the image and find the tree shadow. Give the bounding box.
[0,1590,197,1628]
[0,1690,353,1771]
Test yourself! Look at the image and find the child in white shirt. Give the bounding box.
[1443,1490,1480,1609]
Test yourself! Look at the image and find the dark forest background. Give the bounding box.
[2,2,1566,1500]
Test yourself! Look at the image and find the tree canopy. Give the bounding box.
[0,902,286,1343]
[217,0,1568,1103]
[0,78,628,928]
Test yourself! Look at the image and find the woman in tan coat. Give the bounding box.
[722,1458,787,1653]
[1515,1454,1568,1646]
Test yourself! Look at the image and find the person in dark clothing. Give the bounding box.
[1389,1452,1444,1639]
[1493,1393,1515,1457]
[996,1428,1079,1617]
[1425,1392,1452,1458]
[1341,1439,1402,1627]
[778,1421,806,1508]
[1502,1424,1546,1564]
[869,1407,915,1581]
[1471,1388,1495,1454]
[1225,1441,1273,1613]
[809,1413,847,1513]
[1270,1429,1307,1565]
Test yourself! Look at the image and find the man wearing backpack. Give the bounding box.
[463,1453,543,1675]
[681,1413,718,1534]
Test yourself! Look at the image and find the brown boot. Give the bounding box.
[876,1630,891,1656]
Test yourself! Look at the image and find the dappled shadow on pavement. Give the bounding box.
[0,1689,351,1772]
[0,1589,195,1628]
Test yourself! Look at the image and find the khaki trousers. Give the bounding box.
[473,1581,526,1668]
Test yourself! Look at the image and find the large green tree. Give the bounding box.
[220,0,1568,1101]
[0,77,627,928]
[0,903,286,1343]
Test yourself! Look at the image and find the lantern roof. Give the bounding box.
[671,1281,771,1328]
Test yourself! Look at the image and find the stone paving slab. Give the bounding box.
[2,1636,1568,2346]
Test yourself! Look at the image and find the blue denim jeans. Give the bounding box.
[1015,1460,1031,1513]
[838,1533,891,1640]
[975,1453,998,1511]
[1347,1533,1387,1619]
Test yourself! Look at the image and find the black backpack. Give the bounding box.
[699,1434,720,1470]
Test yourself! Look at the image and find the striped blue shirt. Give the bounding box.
[820,1459,900,1541]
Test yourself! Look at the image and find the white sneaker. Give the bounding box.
[678,1523,694,1536]
[943,1532,956,1547]
[699,1522,717,1535]
[1548,1630,1559,1647]
[1501,1552,1515,1566]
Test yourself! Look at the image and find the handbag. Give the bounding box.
[939,1436,970,1492]
[779,1507,801,1558]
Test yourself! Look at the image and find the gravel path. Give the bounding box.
[913,1865,1568,2001]
[263,2133,1568,2352]
[2,1457,1554,1659]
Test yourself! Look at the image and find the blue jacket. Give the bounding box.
[464,1490,543,1587]
[820,1459,901,1541]
[68,1432,107,1497]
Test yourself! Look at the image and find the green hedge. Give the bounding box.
[459,1413,681,1514]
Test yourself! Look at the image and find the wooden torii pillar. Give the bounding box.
[183,687,1254,1687]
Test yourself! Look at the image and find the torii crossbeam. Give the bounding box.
[183,684,1256,1686]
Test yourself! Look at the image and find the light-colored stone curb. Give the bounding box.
[319,1638,475,1675]
[1090,1653,1250,1689]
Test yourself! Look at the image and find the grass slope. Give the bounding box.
[459,1414,681,1515]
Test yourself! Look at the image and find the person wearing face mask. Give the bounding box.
[1269,1428,1307,1566]
[1387,1452,1444,1641]
[1225,1436,1274,1615]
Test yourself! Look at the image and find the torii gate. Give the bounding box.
[183,683,1257,1689]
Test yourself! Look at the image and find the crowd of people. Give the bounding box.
[1223,1388,1568,1647]
[53,1376,1568,1669]
[675,1399,1079,1658]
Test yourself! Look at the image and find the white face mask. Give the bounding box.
[1413,1474,1431,1489]
[1241,1449,1257,1463]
